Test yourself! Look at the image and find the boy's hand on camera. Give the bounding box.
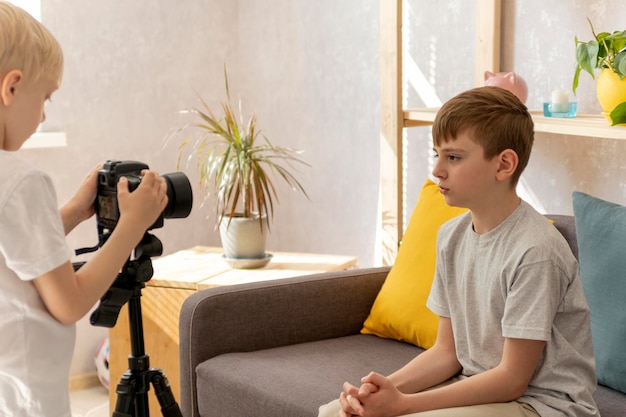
[117,170,168,230]
[73,164,101,217]
[60,164,102,234]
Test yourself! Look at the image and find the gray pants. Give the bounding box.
[318,398,539,417]
[318,377,540,417]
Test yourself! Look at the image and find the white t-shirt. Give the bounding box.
[427,201,599,417]
[0,151,75,417]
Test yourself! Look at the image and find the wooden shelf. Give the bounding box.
[404,108,626,140]
[404,108,438,127]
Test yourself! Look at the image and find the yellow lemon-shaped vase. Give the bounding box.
[596,68,626,123]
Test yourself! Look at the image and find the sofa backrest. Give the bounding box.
[547,215,578,259]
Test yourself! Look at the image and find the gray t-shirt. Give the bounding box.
[427,201,599,417]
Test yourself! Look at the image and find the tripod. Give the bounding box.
[89,233,182,417]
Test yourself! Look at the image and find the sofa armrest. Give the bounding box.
[178,266,390,417]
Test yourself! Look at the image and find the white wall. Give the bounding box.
[14,0,625,376]
[25,0,379,377]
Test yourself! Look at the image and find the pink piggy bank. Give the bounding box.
[484,71,528,104]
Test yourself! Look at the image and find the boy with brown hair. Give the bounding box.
[0,2,168,415]
[320,87,599,417]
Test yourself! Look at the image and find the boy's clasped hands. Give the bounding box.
[340,373,406,417]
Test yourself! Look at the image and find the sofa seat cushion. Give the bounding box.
[195,334,422,417]
[594,384,626,417]
[194,333,626,417]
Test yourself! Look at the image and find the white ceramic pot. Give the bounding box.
[219,214,267,259]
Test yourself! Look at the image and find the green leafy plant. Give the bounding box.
[573,18,626,125]
[175,68,309,231]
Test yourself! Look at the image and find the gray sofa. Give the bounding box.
[179,215,626,417]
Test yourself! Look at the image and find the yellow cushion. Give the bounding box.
[361,179,468,349]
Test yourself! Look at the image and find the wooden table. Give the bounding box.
[108,246,358,414]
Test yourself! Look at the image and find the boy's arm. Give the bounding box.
[345,316,545,416]
[396,337,546,414]
[388,316,462,393]
[351,336,545,417]
[58,164,101,235]
[33,172,168,325]
[341,317,461,416]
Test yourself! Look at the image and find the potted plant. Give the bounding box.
[175,68,309,266]
[573,18,626,125]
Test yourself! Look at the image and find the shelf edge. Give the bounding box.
[404,108,626,140]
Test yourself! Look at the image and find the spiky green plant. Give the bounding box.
[175,68,309,231]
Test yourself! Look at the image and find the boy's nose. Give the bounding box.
[41,111,46,123]
[432,159,444,179]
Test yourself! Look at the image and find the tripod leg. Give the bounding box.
[112,365,151,417]
[111,372,136,417]
[148,369,183,417]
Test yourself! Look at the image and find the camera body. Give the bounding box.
[97,160,147,230]
[96,160,193,232]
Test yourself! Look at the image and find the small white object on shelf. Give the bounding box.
[550,89,570,113]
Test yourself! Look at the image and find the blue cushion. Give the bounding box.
[573,191,626,394]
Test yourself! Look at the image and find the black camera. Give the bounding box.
[74,160,193,330]
[96,160,193,231]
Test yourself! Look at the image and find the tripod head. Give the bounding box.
[88,232,163,328]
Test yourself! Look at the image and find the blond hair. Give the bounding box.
[0,1,63,84]
[432,86,534,186]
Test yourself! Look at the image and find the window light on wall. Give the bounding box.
[6,0,40,20]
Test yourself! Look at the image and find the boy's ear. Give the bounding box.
[495,149,519,182]
[1,70,23,105]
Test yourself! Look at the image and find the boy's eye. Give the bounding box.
[433,151,461,161]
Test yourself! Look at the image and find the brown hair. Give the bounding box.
[432,86,534,186]
[0,1,63,84]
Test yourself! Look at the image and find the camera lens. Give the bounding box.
[162,172,193,219]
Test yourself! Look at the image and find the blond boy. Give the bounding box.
[0,2,168,415]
